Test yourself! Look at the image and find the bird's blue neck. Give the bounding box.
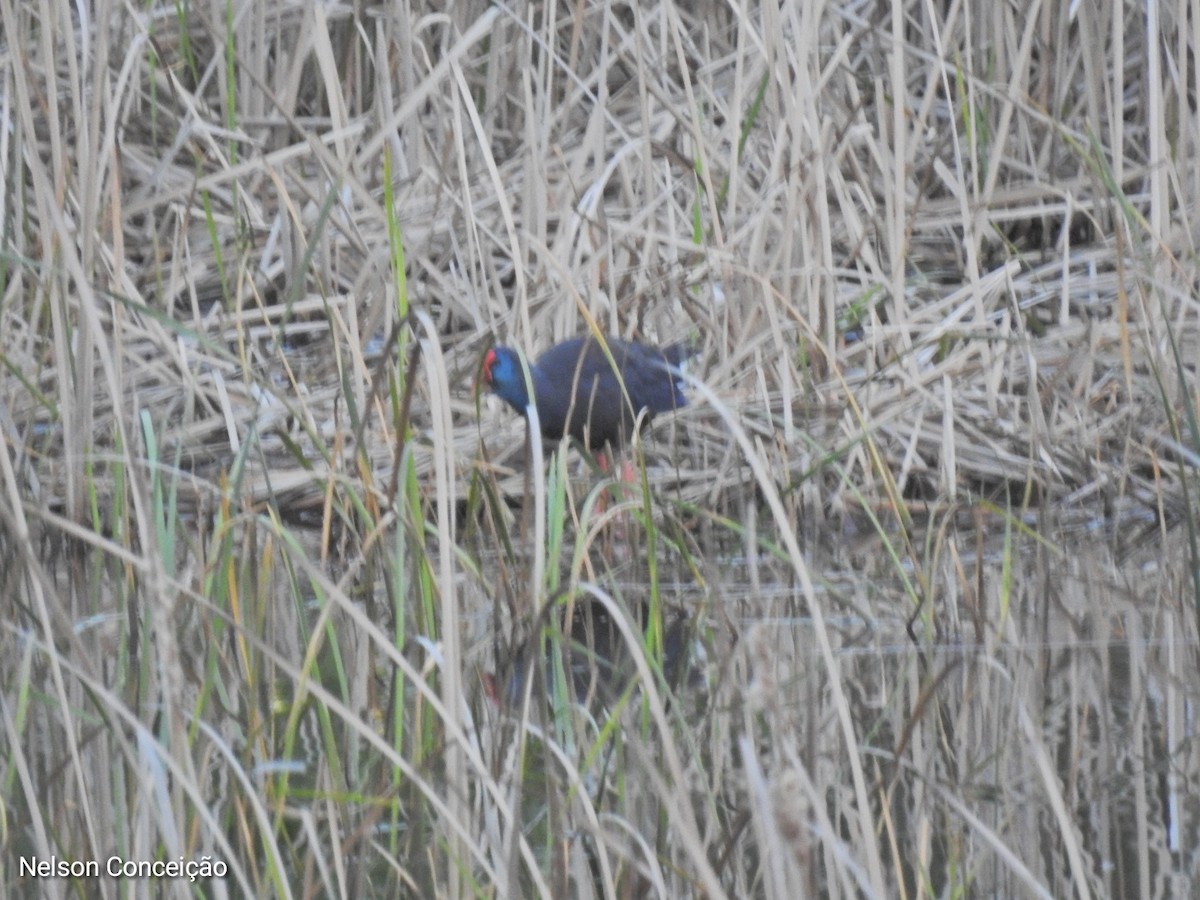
[494,354,536,413]
[496,377,530,412]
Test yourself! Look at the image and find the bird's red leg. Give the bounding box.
[617,456,637,485]
[592,448,636,484]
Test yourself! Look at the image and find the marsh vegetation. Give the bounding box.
[3,0,1199,897]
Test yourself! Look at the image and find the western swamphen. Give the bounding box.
[482,335,692,452]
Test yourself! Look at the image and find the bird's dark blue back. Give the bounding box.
[531,336,690,449]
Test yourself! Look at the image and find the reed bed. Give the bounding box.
[2,0,1199,897]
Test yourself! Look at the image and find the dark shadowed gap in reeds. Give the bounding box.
[3,0,1200,896]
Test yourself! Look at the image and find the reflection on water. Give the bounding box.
[684,511,1199,898]
[235,496,1199,897]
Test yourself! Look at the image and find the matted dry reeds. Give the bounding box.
[3,0,1199,897]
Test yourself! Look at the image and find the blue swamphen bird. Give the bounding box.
[481,334,693,452]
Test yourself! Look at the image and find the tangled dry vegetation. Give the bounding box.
[3,0,1199,897]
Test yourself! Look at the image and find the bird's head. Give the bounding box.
[481,346,531,412]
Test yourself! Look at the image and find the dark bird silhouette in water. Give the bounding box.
[486,593,694,711]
